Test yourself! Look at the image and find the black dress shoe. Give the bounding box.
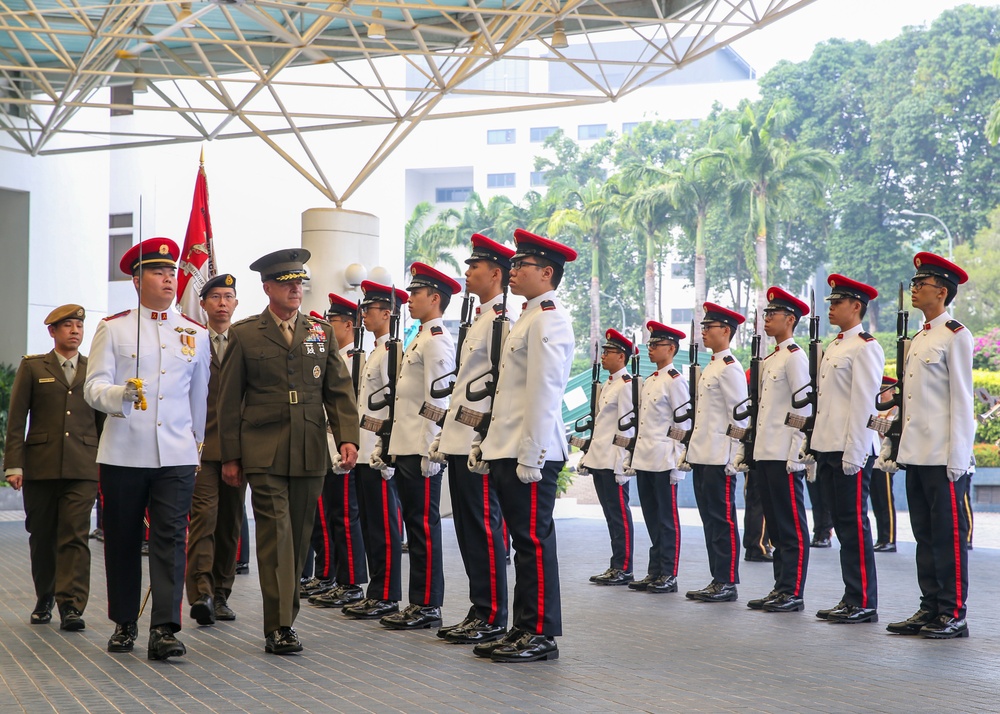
[59,606,86,631]
[810,535,832,548]
[686,581,718,600]
[747,590,779,610]
[235,562,250,575]
[214,595,236,621]
[381,604,442,630]
[108,621,138,653]
[30,595,54,625]
[190,594,215,626]
[920,614,969,639]
[265,626,303,654]
[474,628,524,658]
[628,575,656,591]
[343,598,399,620]
[763,593,805,613]
[310,584,364,608]
[445,620,507,645]
[815,601,847,620]
[89,528,103,541]
[594,569,634,586]
[589,568,613,583]
[873,541,897,553]
[827,605,878,623]
[647,576,678,594]
[300,577,336,598]
[695,583,737,603]
[887,608,936,635]
[491,632,559,663]
[148,625,186,660]
[437,606,476,639]
[745,551,774,562]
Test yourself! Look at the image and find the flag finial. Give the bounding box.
[199,145,204,165]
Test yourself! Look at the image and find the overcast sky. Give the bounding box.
[731,0,999,74]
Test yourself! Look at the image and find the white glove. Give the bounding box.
[874,456,899,474]
[123,380,141,402]
[669,470,683,485]
[331,452,349,475]
[947,468,966,483]
[805,461,817,483]
[624,465,637,477]
[615,473,632,486]
[427,436,446,465]
[381,467,395,480]
[724,462,738,477]
[516,464,543,483]
[797,447,816,465]
[786,460,803,475]
[676,454,692,473]
[420,456,441,478]
[468,445,489,475]
[842,460,862,476]
[577,464,590,476]
[732,444,749,473]
[369,440,389,470]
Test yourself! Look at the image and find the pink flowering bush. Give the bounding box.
[973,328,1000,371]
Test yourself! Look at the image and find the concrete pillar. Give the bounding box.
[300,207,380,317]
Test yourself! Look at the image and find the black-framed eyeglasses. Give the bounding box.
[700,322,727,330]
[511,260,544,271]
[909,279,942,291]
[763,309,793,319]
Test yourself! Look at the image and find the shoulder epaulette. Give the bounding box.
[860,331,876,342]
[430,325,443,336]
[540,300,556,311]
[232,315,257,328]
[668,368,681,378]
[723,355,736,365]
[103,309,131,322]
[787,343,801,352]
[181,313,206,330]
[946,319,965,333]
[307,315,330,326]
[622,374,632,383]
[22,353,45,360]
[493,303,505,314]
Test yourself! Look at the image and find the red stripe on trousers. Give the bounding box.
[342,476,355,582]
[788,471,804,596]
[317,497,331,578]
[949,480,964,618]
[726,475,737,583]
[529,482,544,635]
[854,468,869,608]
[481,475,498,623]
[422,476,433,605]
[670,483,680,576]
[381,479,392,601]
[617,483,631,570]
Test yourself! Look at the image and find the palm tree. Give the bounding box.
[403,201,462,272]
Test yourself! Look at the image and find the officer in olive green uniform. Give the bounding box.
[218,248,360,655]
[4,304,104,631]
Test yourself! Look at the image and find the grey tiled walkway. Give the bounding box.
[1,515,999,713]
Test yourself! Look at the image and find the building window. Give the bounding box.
[109,212,134,281]
[487,129,516,145]
[436,186,472,203]
[110,85,134,116]
[530,171,548,187]
[486,173,516,189]
[578,123,607,140]
[671,262,686,279]
[671,308,694,323]
[530,126,558,143]
[622,122,640,135]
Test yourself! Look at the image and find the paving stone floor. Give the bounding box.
[0,512,999,713]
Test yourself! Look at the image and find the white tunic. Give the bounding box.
[631,363,689,473]
[439,294,513,456]
[580,366,634,474]
[480,290,574,467]
[388,317,455,457]
[811,323,885,465]
[753,338,810,464]
[686,348,747,466]
[85,306,210,468]
[357,333,390,462]
[897,312,974,472]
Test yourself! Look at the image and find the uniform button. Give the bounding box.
[67,390,72,395]
[161,344,166,349]
[288,354,294,360]
[290,383,296,389]
[288,368,294,375]
[66,410,71,415]
[159,395,164,400]
[65,432,69,437]
[161,369,166,374]
[157,421,162,426]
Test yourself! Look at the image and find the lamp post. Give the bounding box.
[900,209,953,262]
[600,291,627,333]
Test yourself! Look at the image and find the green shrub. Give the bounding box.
[557,463,574,496]
[974,443,1000,467]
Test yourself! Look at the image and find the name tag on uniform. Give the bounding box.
[38,378,55,383]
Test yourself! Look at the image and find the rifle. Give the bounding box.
[361,285,402,462]
[347,302,366,399]
[728,311,760,464]
[785,289,821,454]
[568,343,602,452]
[429,287,474,399]
[975,387,1000,424]
[612,334,641,459]
[669,319,700,445]
[455,288,510,438]
[866,283,910,457]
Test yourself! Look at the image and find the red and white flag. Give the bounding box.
[177,153,216,323]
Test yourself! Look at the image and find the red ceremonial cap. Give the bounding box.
[467,234,516,270]
[512,228,578,267]
[913,252,968,287]
[327,292,358,318]
[702,302,746,330]
[826,274,878,305]
[407,262,462,295]
[603,328,635,355]
[764,286,809,319]
[360,281,409,308]
[646,320,685,344]
[881,375,898,387]
[119,237,179,276]
[309,310,326,321]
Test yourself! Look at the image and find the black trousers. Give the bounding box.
[307,472,338,580]
[394,455,444,607]
[490,458,562,637]
[310,470,368,585]
[237,506,250,566]
[743,468,771,557]
[447,456,508,626]
[905,465,970,620]
[756,461,810,597]
[807,470,834,538]
[355,464,402,602]
[869,468,897,545]
[635,471,680,578]
[591,469,635,573]
[816,452,877,609]
[101,464,195,631]
[691,464,740,585]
